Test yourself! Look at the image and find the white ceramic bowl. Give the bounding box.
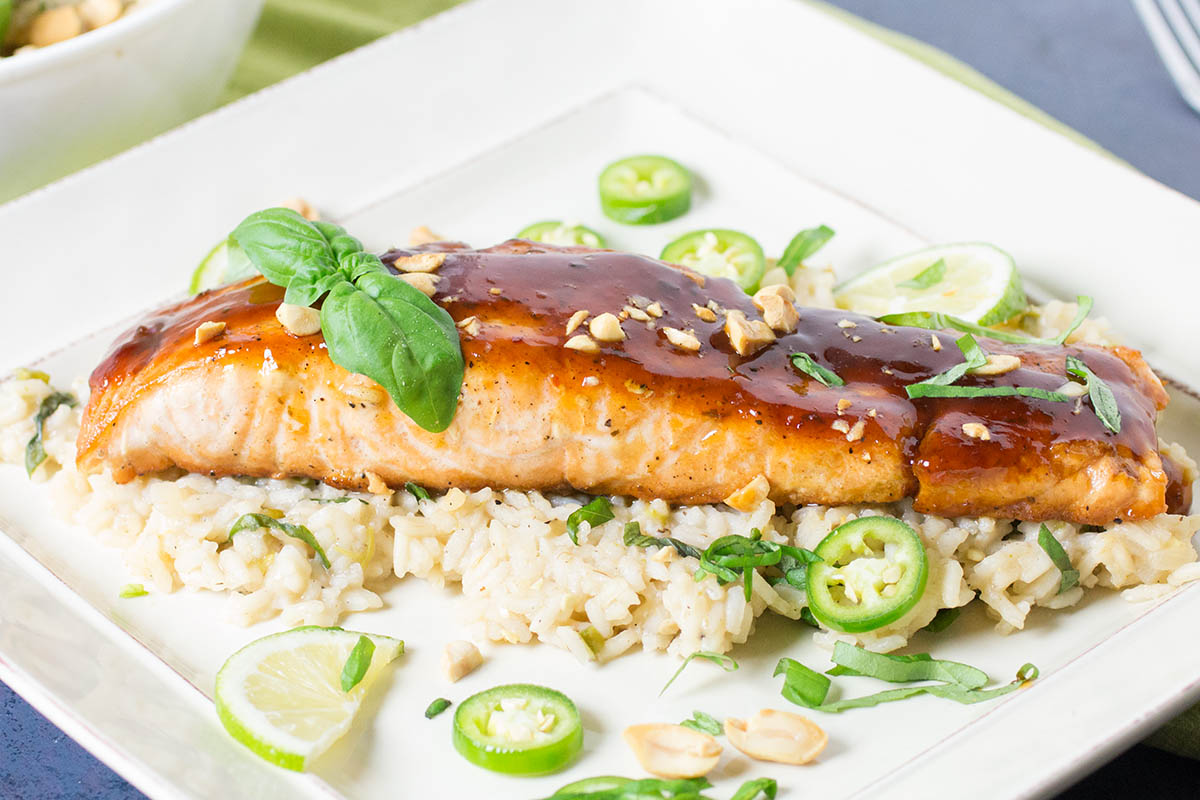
[0,0,264,203]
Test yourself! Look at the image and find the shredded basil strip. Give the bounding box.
[897,258,946,290]
[679,710,723,736]
[922,606,962,633]
[405,481,431,501]
[906,333,986,395]
[119,584,148,599]
[825,642,987,688]
[312,496,365,504]
[693,531,819,602]
[777,225,835,276]
[566,497,615,545]
[231,208,465,432]
[228,513,331,568]
[799,606,821,628]
[424,697,452,719]
[660,651,739,696]
[789,352,844,387]
[539,777,712,800]
[340,635,375,692]
[1065,355,1121,433]
[773,657,832,707]
[1037,524,1080,594]
[24,391,76,475]
[730,777,779,800]
[878,295,1094,346]
[907,384,1072,402]
[623,522,703,560]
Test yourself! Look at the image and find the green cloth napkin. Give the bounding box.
[224,0,1198,759]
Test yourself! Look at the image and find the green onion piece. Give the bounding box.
[623,522,702,560]
[660,651,739,696]
[228,513,331,568]
[24,391,77,475]
[118,584,148,599]
[1051,295,1095,344]
[1037,524,1080,594]
[1065,355,1121,433]
[789,352,844,387]
[405,481,431,501]
[730,777,779,800]
[566,497,614,545]
[906,384,1072,402]
[897,258,946,290]
[922,607,962,633]
[679,710,723,736]
[424,697,452,719]
[772,657,831,708]
[340,635,375,692]
[580,626,606,655]
[777,225,835,276]
[826,642,987,689]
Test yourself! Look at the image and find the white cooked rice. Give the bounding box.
[2,278,1197,660]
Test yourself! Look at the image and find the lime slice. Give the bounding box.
[834,243,1026,325]
[189,236,256,294]
[215,626,403,771]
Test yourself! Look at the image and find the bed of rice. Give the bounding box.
[1,280,1197,661]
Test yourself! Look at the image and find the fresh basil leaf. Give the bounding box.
[897,258,946,290]
[566,497,614,545]
[321,271,464,433]
[25,391,76,475]
[405,481,431,501]
[826,642,988,689]
[1037,524,1080,594]
[789,352,844,387]
[773,657,831,708]
[340,635,375,692]
[228,513,331,568]
[231,208,343,306]
[1051,295,1094,344]
[660,651,739,696]
[1065,355,1121,433]
[778,225,835,276]
[424,697,452,719]
[679,710,723,736]
[623,522,703,560]
[922,606,962,633]
[730,777,778,800]
[119,584,148,599]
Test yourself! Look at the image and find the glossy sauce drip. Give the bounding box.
[383,241,1162,473]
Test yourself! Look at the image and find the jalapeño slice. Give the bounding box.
[598,155,692,225]
[517,220,608,248]
[660,229,766,293]
[452,683,583,775]
[806,517,928,633]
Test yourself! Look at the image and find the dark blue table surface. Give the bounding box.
[4,1,1199,797]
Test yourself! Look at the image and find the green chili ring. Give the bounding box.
[806,517,928,633]
[452,683,583,775]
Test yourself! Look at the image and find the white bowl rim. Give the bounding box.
[0,0,199,84]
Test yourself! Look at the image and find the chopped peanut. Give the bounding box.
[831,419,851,434]
[646,302,664,318]
[625,305,652,322]
[962,422,991,441]
[339,373,386,405]
[663,327,701,352]
[488,287,503,296]
[408,225,443,246]
[442,640,484,683]
[752,285,799,334]
[836,319,857,329]
[364,470,391,495]
[692,303,717,323]
[845,420,866,442]
[623,724,722,779]
[565,310,589,335]
[724,709,827,765]
[457,316,481,336]
[589,312,626,342]
[564,335,600,354]
[931,334,942,351]
[400,273,440,297]
[392,252,446,273]
[275,303,321,336]
[724,310,775,356]
[279,196,319,221]
[836,398,851,415]
[969,354,1021,376]
[723,474,770,512]
[193,320,226,346]
[28,7,83,47]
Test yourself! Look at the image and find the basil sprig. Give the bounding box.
[774,642,1039,713]
[565,496,615,544]
[897,258,946,290]
[777,225,834,276]
[1037,524,1080,594]
[1065,355,1121,433]
[25,391,76,475]
[232,208,464,432]
[340,635,375,692]
[229,512,331,568]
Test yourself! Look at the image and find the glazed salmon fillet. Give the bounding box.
[77,240,1181,525]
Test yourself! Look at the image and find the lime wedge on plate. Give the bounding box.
[215,626,403,771]
[834,243,1026,325]
[189,236,256,294]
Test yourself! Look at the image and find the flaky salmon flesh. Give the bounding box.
[77,240,1188,525]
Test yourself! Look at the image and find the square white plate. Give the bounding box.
[1,2,1199,799]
